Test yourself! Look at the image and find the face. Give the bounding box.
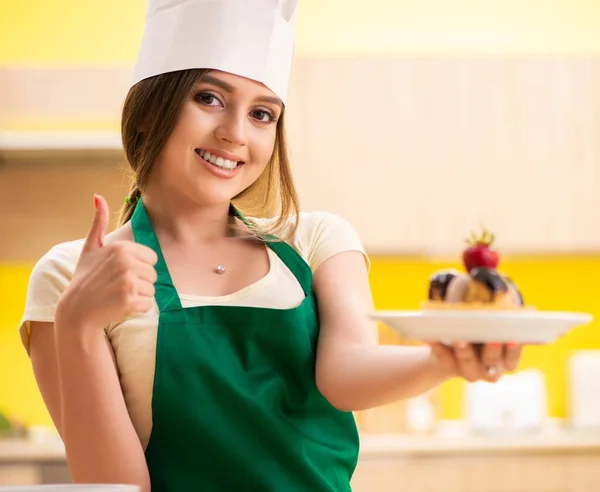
[152,70,283,208]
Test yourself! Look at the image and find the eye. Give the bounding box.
[251,109,276,123]
[195,92,223,107]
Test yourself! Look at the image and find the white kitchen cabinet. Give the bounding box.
[288,58,600,254]
[351,433,600,492]
[4,59,600,254]
[2,433,600,490]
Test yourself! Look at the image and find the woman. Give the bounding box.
[20,1,522,491]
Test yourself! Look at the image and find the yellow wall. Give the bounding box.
[2,0,600,426]
[2,0,600,66]
[2,256,600,426]
[370,255,600,420]
[2,0,599,132]
[0,264,50,425]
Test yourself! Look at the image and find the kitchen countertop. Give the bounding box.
[4,428,600,463]
[0,439,66,463]
[357,430,600,458]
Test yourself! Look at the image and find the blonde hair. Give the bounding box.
[117,69,300,241]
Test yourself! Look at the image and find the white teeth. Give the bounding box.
[198,149,238,170]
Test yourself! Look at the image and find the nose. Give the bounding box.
[215,110,247,147]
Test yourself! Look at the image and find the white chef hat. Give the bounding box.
[131,0,299,104]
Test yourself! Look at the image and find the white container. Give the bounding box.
[568,350,600,429]
[465,368,548,433]
[405,394,436,434]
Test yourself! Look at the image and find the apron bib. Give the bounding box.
[130,201,360,491]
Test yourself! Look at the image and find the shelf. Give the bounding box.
[0,131,124,163]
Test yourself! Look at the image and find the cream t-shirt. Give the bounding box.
[19,211,370,449]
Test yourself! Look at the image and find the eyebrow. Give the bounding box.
[198,74,283,108]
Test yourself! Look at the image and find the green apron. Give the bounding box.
[130,200,360,491]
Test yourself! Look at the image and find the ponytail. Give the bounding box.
[118,182,142,225]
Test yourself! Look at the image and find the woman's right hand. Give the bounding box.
[56,194,158,332]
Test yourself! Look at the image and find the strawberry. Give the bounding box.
[462,227,500,273]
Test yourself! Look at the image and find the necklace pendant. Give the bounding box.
[215,264,226,274]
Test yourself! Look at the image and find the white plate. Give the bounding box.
[368,309,594,343]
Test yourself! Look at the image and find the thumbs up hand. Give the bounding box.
[81,194,111,252]
[57,195,159,332]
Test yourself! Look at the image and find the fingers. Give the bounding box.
[132,261,158,284]
[130,243,159,265]
[129,296,154,314]
[503,342,522,372]
[131,261,158,298]
[481,343,504,382]
[82,194,110,253]
[135,278,156,298]
[444,341,523,384]
[453,342,485,382]
[105,241,159,266]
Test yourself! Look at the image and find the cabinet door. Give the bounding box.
[352,458,469,492]
[290,58,600,254]
[457,455,569,492]
[567,454,600,492]
[0,464,41,485]
[40,463,71,484]
[352,454,577,492]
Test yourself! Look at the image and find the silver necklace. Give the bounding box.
[214,213,236,275]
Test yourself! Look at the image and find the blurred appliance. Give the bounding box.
[568,350,600,429]
[465,369,547,433]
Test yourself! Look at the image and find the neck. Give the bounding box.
[141,191,234,245]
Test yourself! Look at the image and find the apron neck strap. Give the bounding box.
[131,199,183,312]
[230,205,313,296]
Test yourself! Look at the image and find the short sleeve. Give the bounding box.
[19,241,83,355]
[297,211,371,273]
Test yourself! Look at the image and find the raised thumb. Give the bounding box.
[82,194,110,252]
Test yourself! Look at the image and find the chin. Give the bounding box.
[185,185,245,208]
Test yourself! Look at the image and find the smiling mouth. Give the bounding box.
[195,149,244,170]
